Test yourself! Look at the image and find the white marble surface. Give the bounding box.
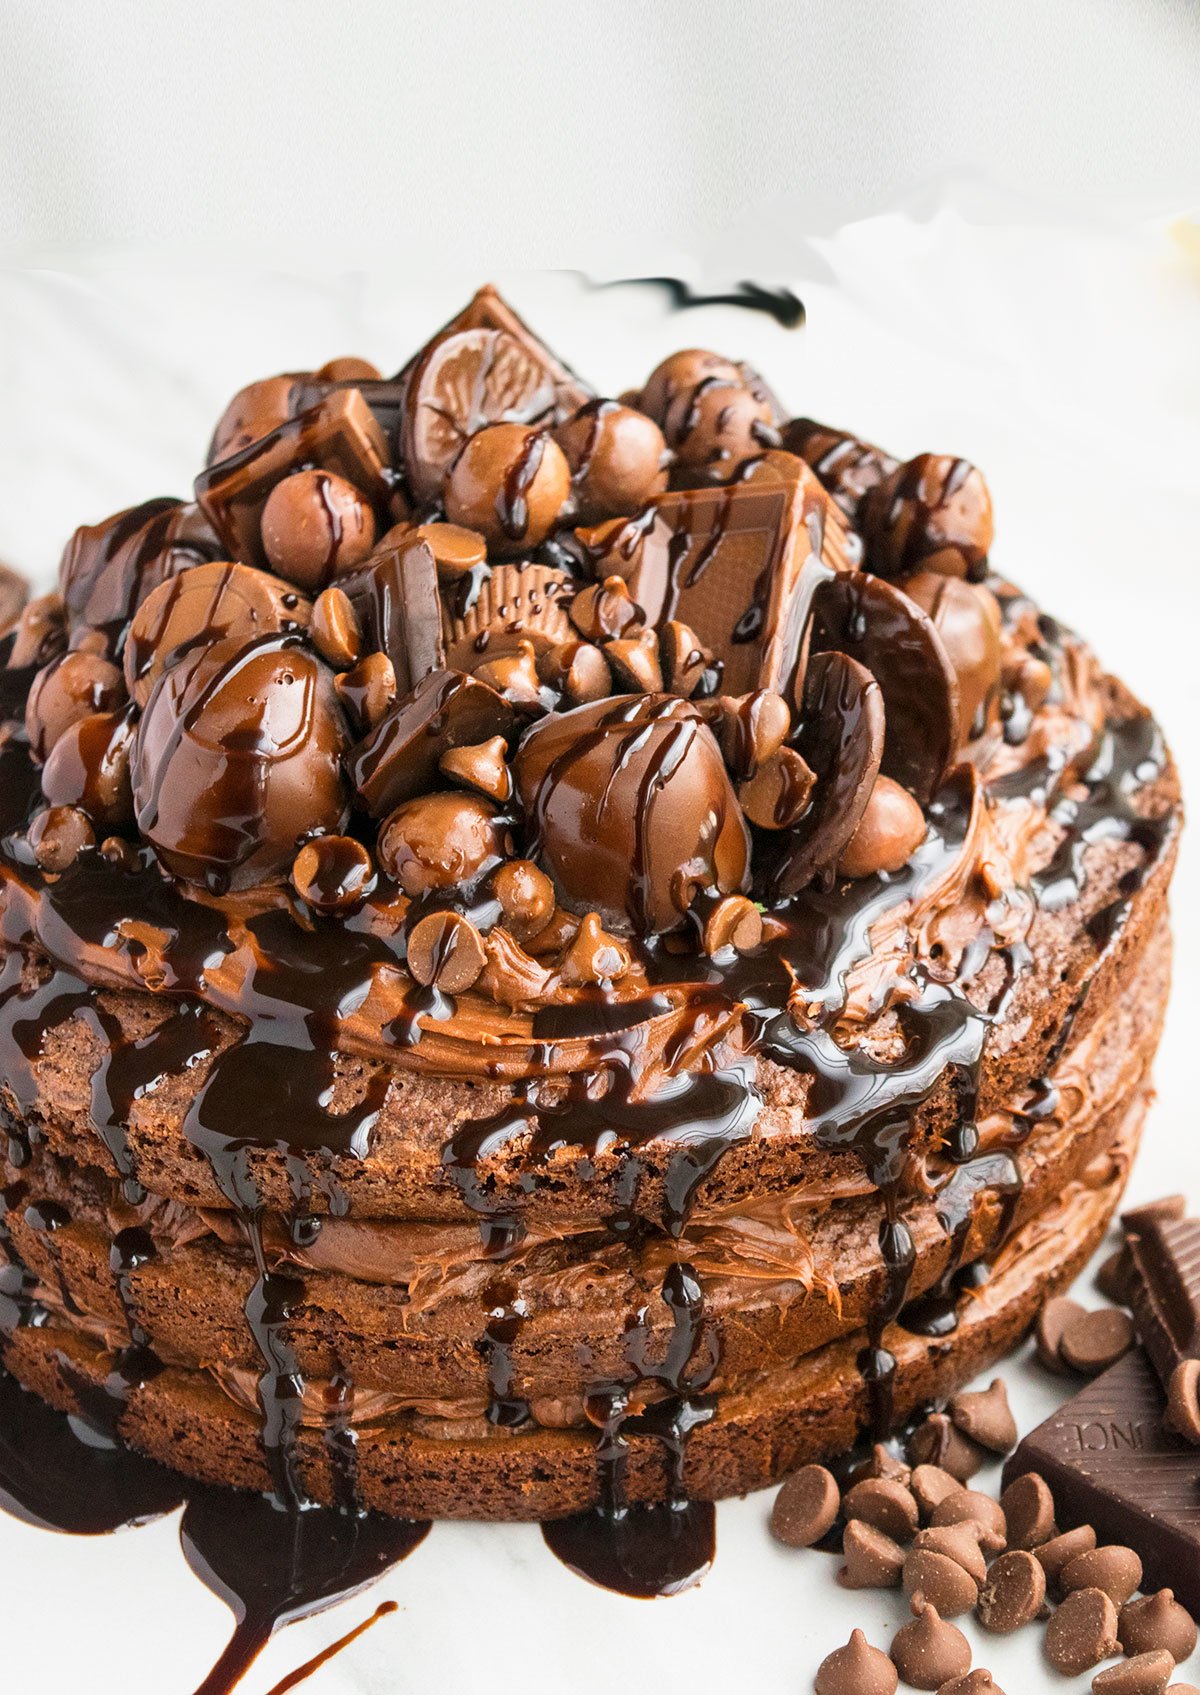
[0,228,1199,1692]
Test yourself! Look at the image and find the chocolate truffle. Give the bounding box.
[260,469,378,591]
[860,454,994,580]
[378,791,509,897]
[444,424,571,555]
[514,694,751,935]
[554,400,669,522]
[25,649,126,763]
[131,636,350,890]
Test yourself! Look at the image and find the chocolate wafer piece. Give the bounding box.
[1004,1350,1200,1616]
[1124,1212,1200,1438]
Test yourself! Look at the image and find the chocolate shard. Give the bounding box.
[338,539,445,695]
[195,389,390,569]
[767,649,885,898]
[809,571,959,806]
[584,461,848,702]
[286,375,409,449]
[1003,1349,1200,1617]
[1124,1212,1200,1404]
[349,668,516,817]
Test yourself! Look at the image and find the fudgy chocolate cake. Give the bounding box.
[0,289,1180,1582]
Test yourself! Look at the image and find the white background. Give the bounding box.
[1,3,1200,1692]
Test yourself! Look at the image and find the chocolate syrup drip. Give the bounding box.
[592,277,806,330]
[264,1600,397,1695]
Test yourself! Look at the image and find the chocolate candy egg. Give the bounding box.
[514,694,750,935]
[132,636,349,890]
[903,573,1003,746]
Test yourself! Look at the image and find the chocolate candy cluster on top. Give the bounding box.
[5,285,1015,1006]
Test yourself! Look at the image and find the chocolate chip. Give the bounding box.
[902,1549,980,1618]
[1061,1545,1144,1606]
[999,1472,1056,1550]
[1045,1588,1121,1675]
[336,650,398,733]
[865,1444,912,1487]
[438,736,513,804]
[310,585,363,670]
[659,619,710,698]
[406,910,487,993]
[975,1549,1046,1633]
[937,1675,1006,1695]
[911,1464,962,1519]
[717,689,791,779]
[908,1413,988,1482]
[411,521,487,582]
[1060,1308,1137,1375]
[1166,1359,1200,1443]
[1037,1294,1088,1373]
[770,1463,841,1549]
[555,912,632,987]
[1165,1684,1200,1693]
[27,804,95,872]
[569,576,644,643]
[290,836,375,914]
[1096,1247,1136,1306]
[843,1477,920,1543]
[737,745,815,829]
[839,1519,906,1589]
[491,859,556,945]
[8,592,67,670]
[911,1524,988,1585]
[350,669,515,817]
[603,628,663,693]
[1035,1523,1098,1587]
[813,1629,898,1695]
[949,1379,1017,1456]
[929,1488,1007,1549]
[696,892,763,957]
[1119,1590,1199,1663]
[1092,1651,1177,1694]
[473,640,550,711]
[891,1598,971,1691]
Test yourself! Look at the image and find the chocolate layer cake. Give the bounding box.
[0,288,1180,1539]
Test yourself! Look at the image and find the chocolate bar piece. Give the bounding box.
[1003,1349,1200,1614]
[195,389,390,568]
[1125,1211,1200,1408]
[339,538,445,695]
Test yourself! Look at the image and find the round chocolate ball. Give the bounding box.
[514,694,751,935]
[314,356,382,382]
[377,791,509,897]
[662,376,777,478]
[903,572,1003,746]
[25,649,126,763]
[444,424,570,555]
[861,454,994,580]
[639,350,742,425]
[836,776,927,879]
[40,708,136,830]
[554,401,669,522]
[132,637,350,890]
[261,469,378,592]
[208,375,298,464]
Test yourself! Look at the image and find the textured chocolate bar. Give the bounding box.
[1004,1349,1200,1614]
[1125,1213,1200,1396]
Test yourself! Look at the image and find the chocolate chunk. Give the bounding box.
[1124,1212,1200,1430]
[1036,1523,1097,1587]
[779,417,899,519]
[814,1630,898,1695]
[975,1549,1046,1633]
[1092,1651,1176,1694]
[1119,1590,1199,1663]
[1060,1308,1137,1375]
[999,1472,1056,1550]
[891,1598,971,1690]
[843,1477,920,1542]
[767,651,885,898]
[1005,1350,1200,1615]
[338,538,445,696]
[1046,1587,1121,1675]
[585,463,845,701]
[195,390,389,569]
[838,1519,905,1588]
[350,669,515,817]
[1061,1544,1144,1606]
[949,1379,1017,1455]
[1123,1196,1187,1234]
[809,570,959,804]
[1037,1294,1087,1373]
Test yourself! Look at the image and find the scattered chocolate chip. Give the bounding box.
[335,651,398,733]
[891,1598,971,1690]
[838,1519,906,1589]
[770,1463,841,1549]
[912,1524,989,1584]
[1096,1247,1137,1307]
[930,1488,1007,1549]
[902,1548,980,1618]
[843,1477,920,1543]
[1166,1359,1200,1443]
[1036,1294,1088,1372]
[438,735,513,804]
[473,640,550,712]
[949,1379,1017,1456]
[1060,1309,1137,1376]
[1119,1590,1199,1663]
[378,792,508,897]
[310,585,363,670]
[866,1444,913,1487]
[999,1472,1056,1550]
[445,423,570,554]
[604,628,664,693]
[813,1629,898,1695]
[659,619,710,698]
[405,910,487,994]
[1092,1651,1176,1695]
[490,859,556,945]
[1036,1523,1098,1587]
[1062,1545,1144,1607]
[975,1549,1046,1633]
[1046,1587,1122,1675]
[911,1464,963,1519]
[569,576,644,644]
[717,689,792,779]
[909,1414,988,1482]
[290,836,374,914]
[27,804,95,872]
[936,1675,1006,1695]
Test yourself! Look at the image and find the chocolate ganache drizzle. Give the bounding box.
[0,284,1181,1666]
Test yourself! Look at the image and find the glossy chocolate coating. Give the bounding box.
[444,423,571,554]
[514,694,750,934]
[58,498,224,649]
[207,375,300,465]
[132,635,350,890]
[378,791,509,896]
[902,572,1003,746]
[555,400,669,522]
[860,454,994,581]
[260,468,378,590]
[24,649,126,762]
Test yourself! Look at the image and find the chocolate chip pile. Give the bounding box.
[772,1369,1200,1693]
[4,284,1013,1007]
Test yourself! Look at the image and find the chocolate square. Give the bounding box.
[195,389,390,568]
[1126,1214,1200,1395]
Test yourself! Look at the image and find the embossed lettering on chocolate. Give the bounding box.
[0,286,1181,1616]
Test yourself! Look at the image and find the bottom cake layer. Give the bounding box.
[1,1080,1146,1520]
